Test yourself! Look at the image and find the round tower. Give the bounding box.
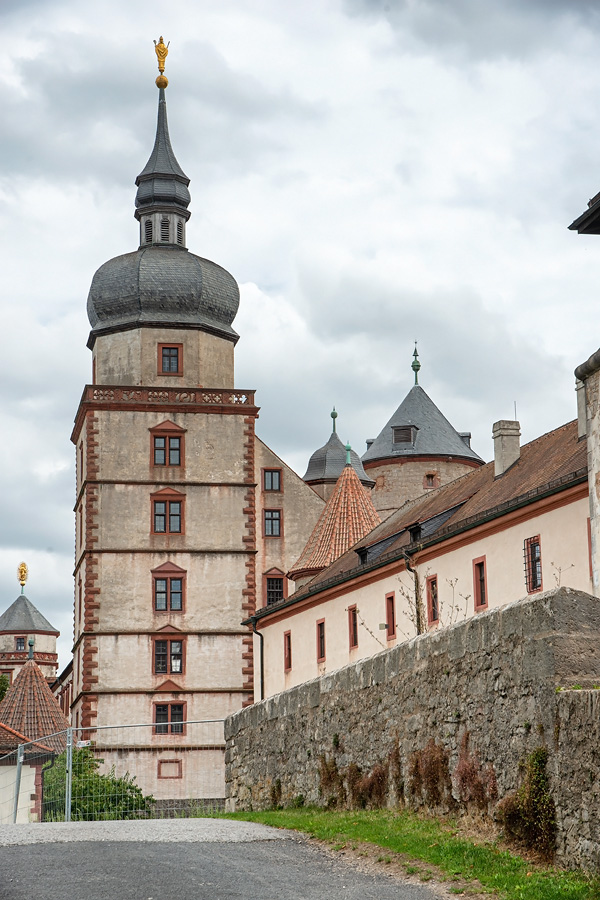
[303,409,375,501]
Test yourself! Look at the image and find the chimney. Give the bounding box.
[492,420,520,477]
[576,378,587,439]
[458,431,472,448]
[365,439,375,450]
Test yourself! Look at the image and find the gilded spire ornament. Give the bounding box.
[153,35,170,89]
[17,562,28,595]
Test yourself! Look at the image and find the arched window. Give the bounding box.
[145,219,153,243]
[160,217,170,242]
[176,221,184,245]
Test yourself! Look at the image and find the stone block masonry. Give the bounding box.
[225,587,600,870]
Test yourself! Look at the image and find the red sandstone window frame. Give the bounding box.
[157,758,183,779]
[263,508,283,538]
[316,619,326,663]
[151,488,185,535]
[15,636,25,652]
[348,605,358,650]
[426,574,439,626]
[473,556,488,611]
[149,421,187,469]
[385,592,396,639]
[423,472,440,490]
[262,568,287,607]
[152,636,186,676]
[158,343,183,376]
[283,631,292,672]
[524,535,543,594]
[152,701,187,735]
[152,562,187,613]
[262,468,283,492]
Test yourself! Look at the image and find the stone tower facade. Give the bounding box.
[69,76,322,798]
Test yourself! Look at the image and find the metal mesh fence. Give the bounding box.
[0,720,225,823]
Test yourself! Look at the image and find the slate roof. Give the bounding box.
[362,385,483,465]
[135,87,191,215]
[0,660,68,753]
[0,595,58,635]
[304,430,375,487]
[255,419,586,618]
[289,463,381,581]
[569,190,600,235]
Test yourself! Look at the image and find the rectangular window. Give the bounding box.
[264,509,281,536]
[159,345,183,375]
[316,619,326,662]
[154,577,183,611]
[153,500,182,534]
[263,469,282,492]
[154,640,184,675]
[473,556,488,610]
[385,592,396,639]
[154,703,185,735]
[284,631,292,672]
[524,536,542,593]
[427,575,439,625]
[153,435,181,466]
[15,637,25,652]
[348,605,358,650]
[266,577,284,606]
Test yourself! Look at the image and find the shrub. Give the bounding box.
[496,747,556,859]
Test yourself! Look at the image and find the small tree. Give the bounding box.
[0,674,9,703]
[42,747,155,821]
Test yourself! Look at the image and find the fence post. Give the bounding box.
[12,745,24,824]
[65,728,73,823]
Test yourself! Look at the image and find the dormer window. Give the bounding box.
[176,221,184,245]
[160,217,170,242]
[393,425,417,444]
[145,219,153,243]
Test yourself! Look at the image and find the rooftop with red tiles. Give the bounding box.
[0,660,69,753]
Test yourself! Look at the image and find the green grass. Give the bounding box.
[215,808,600,900]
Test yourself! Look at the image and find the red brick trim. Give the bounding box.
[80,412,100,729]
[158,758,183,779]
[157,343,183,376]
[241,416,257,706]
[472,556,488,611]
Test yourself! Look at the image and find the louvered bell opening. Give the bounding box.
[176,221,184,246]
[144,219,153,244]
[160,217,170,243]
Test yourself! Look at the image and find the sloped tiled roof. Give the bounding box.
[0,722,53,756]
[289,463,381,580]
[0,660,68,753]
[0,595,58,635]
[362,385,483,464]
[304,430,375,487]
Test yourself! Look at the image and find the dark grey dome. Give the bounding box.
[86,245,240,346]
[304,431,374,489]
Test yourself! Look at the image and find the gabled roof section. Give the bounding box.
[569,190,600,235]
[289,463,381,581]
[362,385,483,465]
[253,419,586,620]
[0,595,58,635]
[0,722,54,756]
[304,430,375,488]
[0,660,68,753]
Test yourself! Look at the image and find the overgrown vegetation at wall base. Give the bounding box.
[217,809,600,900]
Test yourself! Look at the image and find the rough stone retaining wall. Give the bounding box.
[225,588,600,870]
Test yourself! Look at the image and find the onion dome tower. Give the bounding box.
[362,347,484,516]
[290,444,381,588]
[303,409,375,501]
[86,42,240,386]
[0,563,59,684]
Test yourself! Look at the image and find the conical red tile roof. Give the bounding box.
[289,463,380,581]
[0,660,68,753]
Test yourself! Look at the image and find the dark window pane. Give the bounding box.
[154,502,166,533]
[155,705,168,734]
[154,437,166,465]
[266,577,284,606]
[265,510,281,536]
[169,501,181,533]
[155,640,168,674]
[169,437,181,466]
[170,704,184,733]
[155,579,167,611]
[430,579,439,621]
[170,578,183,610]
[16,638,25,652]
[264,470,280,491]
[162,347,179,373]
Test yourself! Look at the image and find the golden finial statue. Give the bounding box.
[154,36,170,89]
[17,562,28,594]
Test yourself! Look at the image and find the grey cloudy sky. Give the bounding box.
[1,0,600,669]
